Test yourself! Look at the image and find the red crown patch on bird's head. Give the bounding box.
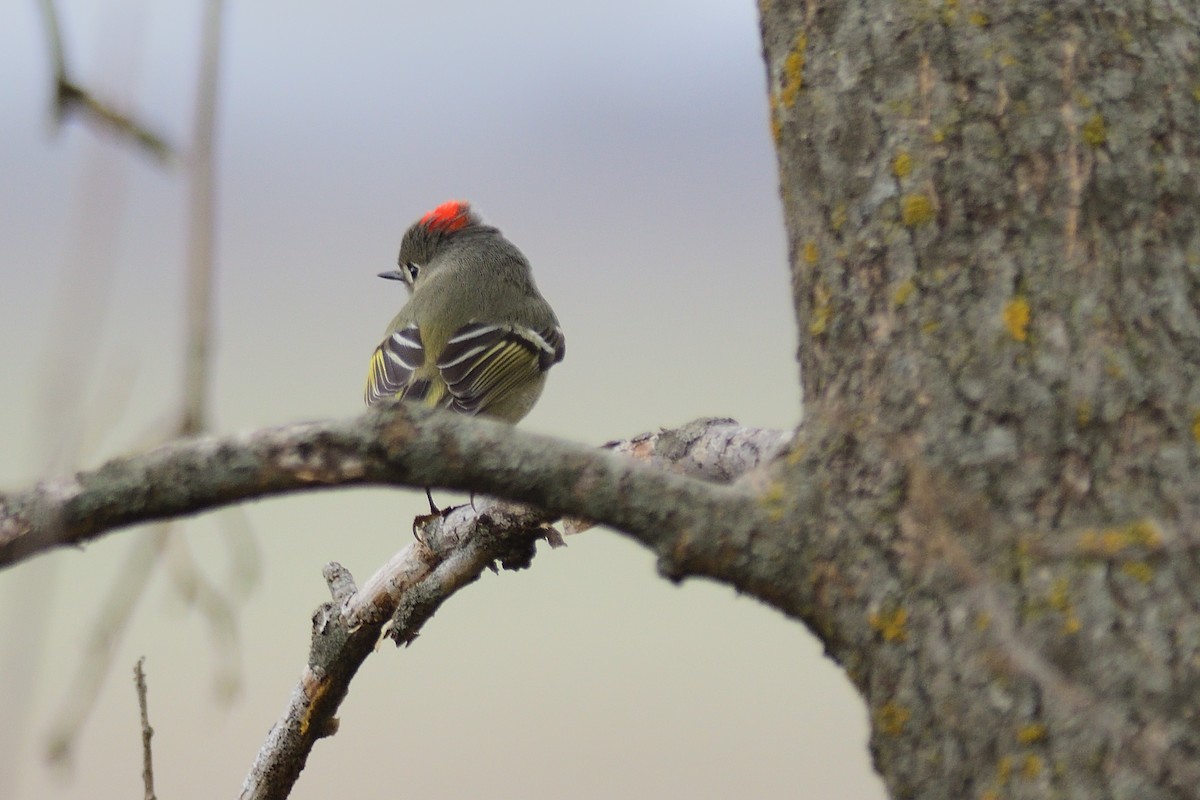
[420,200,477,233]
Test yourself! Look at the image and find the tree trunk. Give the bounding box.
[759,0,1200,797]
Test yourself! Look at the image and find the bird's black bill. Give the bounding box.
[378,269,407,281]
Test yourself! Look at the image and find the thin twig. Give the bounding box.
[133,657,157,800]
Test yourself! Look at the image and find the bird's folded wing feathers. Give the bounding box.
[438,322,565,415]
[365,323,431,406]
[366,320,564,414]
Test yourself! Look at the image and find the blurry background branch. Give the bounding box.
[25,0,259,769]
[180,0,222,436]
[36,0,172,162]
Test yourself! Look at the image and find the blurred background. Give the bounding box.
[0,1,885,798]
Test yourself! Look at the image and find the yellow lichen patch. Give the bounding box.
[780,32,808,108]
[809,282,832,336]
[901,193,935,227]
[869,607,909,643]
[1047,577,1081,633]
[1075,400,1092,428]
[1017,723,1047,744]
[1192,410,1200,443]
[1129,519,1163,548]
[1048,577,1071,612]
[830,203,848,231]
[921,320,941,334]
[975,611,992,631]
[932,128,946,143]
[1082,113,1107,147]
[803,239,820,264]
[1192,84,1200,103]
[1120,560,1154,583]
[980,791,1000,800]
[996,755,1013,782]
[877,701,911,736]
[969,10,989,26]
[1100,530,1128,554]
[1114,521,1150,550]
[1078,519,1164,557]
[761,480,788,521]
[769,102,783,145]
[893,278,916,307]
[1021,754,1044,779]
[809,305,831,336]
[892,149,913,178]
[1075,529,1103,553]
[1003,296,1031,342]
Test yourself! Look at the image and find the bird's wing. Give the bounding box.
[364,323,433,406]
[437,322,565,415]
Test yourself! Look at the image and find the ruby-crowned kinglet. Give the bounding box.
[365,200,565,425]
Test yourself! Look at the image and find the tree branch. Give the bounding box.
[0,408,788,571]
[3,410,789,797]
[238,417,786,800]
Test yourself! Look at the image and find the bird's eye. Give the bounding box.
[406,262,420,281]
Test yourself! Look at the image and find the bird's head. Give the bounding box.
[379,200,483,291]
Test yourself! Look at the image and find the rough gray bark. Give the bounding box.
[761,0,1200,797]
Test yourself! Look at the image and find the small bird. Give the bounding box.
[365,200,565,510]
